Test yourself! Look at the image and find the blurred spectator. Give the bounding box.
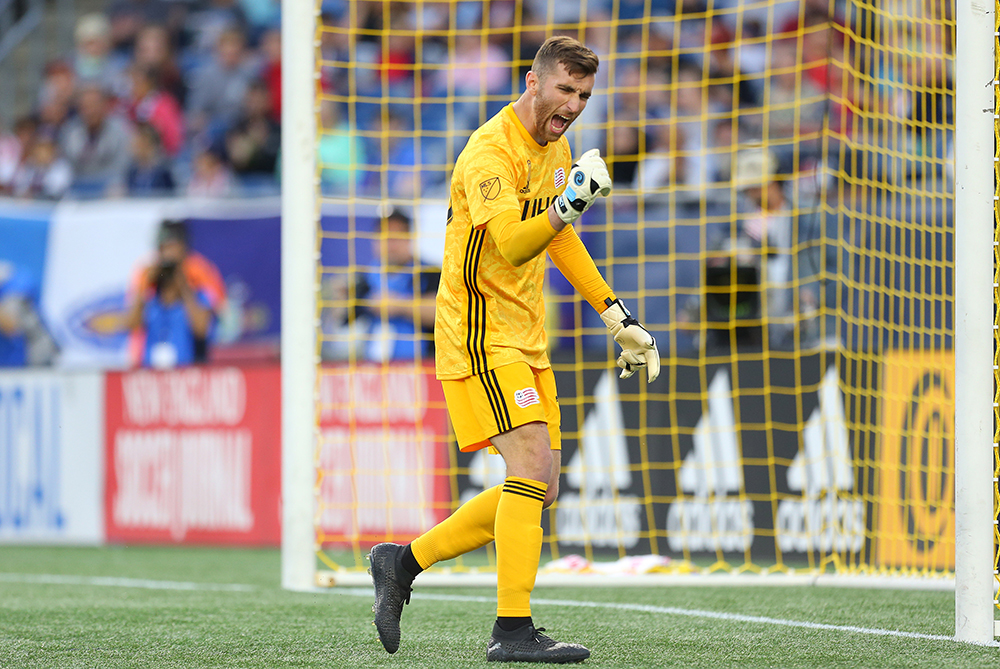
[751,41,825,142]
[72,13,130,98]
[714,0,800,44]
[126,220,226,366]
[431,31,514,133]
[36,60,77,117]
[187,144,237,196]
[36,88,73,140]
[256,27,281,121]
[348,208,440,362]
[240,0,280,39]
[133,24,187,105]
[225,80,280,178]
[319,100,368,194]
[10,132,73,200]
[107,0,176,55]
[514,6,549,80]
[60,84,133,196]
[608,123,640,185]
[674,0,734,75]
[185,0,249,57]
[680,147,812,350]
[320,8,380,99]
[708,119,738,184]
[0,260,58,367]
[634,118,685,192]
[364,110,409,196]
[186,27,257,138]
[0,116,36,193]
[364,110,446,198]
[376,12,416,94]
[435,32,511,97]
[733,148,797,349]
[124,122,176,196]
[125,248,214,369]
[126,65,185,157]
[633,62,719,193]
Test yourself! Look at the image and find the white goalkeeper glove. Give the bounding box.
[600,298,660,383]
[554,148,612,225]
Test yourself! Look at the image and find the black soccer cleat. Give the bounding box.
[486,621,590,663]
[367,542,413,654]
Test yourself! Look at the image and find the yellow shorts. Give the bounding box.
[441,362,560,453]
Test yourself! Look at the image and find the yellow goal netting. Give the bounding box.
[312,0,976,586]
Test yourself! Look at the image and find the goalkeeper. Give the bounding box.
[369,35,659,664]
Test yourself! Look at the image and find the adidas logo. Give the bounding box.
[666,369,754,552]
[558,371,641,548]
[775,366,864,553]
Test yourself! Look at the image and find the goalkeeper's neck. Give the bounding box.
[511,94,545,147]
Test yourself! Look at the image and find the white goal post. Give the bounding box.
[280,0,318,592]
[952,0,997,645]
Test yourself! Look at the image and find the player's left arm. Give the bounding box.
[548,227,660,383]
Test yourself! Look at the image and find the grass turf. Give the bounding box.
[0,545,996,668]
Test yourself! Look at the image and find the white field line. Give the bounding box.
[2,573,994,646]
[0,573,255,592]
[331,586,985,645]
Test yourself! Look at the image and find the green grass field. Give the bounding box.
[0,545,996,668]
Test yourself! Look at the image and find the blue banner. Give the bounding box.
[186,216,282,352]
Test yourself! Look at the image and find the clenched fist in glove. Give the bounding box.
[600,298,660,383]
[554,148,612,225]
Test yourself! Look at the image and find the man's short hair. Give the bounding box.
[531,36,599,81]
[381,207,411,230]
[157,220,189,247]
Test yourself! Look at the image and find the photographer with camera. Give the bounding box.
[125,220,226,368]
[125,253,214,369]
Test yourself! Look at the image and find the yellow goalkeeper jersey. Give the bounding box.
[435,104,573,380]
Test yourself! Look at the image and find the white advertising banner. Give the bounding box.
[0,370,105,543]
[41,200,168,369]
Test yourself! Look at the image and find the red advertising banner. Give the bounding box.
[105,365,281,545]
[317,363,451,547]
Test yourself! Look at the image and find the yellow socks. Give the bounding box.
[495,477,547,617]
[410,484,502,569]
[407,475,548,618]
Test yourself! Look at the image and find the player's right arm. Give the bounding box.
[461,142,562,267]
[473,147,612,267]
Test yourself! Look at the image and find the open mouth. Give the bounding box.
[550,114,570,134]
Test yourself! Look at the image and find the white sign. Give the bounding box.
[0,370,104,543]
[41,200,166,368]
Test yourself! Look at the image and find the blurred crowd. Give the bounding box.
[0,0,954,203]
[0,0,957,366]
[319,0,954,202]
[0,0,282,200]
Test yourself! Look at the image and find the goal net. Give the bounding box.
[288,0,993,611]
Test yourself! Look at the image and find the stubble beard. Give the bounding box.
[532,91,564,145]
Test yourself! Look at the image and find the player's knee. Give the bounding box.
[542,481,559,509]
[523,447,552,484]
